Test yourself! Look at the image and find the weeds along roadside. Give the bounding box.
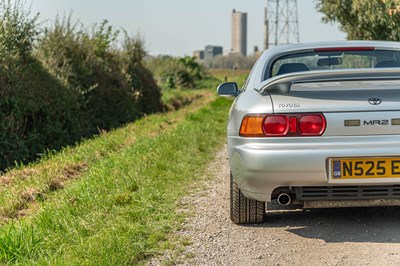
[0,90,233,265]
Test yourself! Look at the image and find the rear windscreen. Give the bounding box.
[269,50,400,79]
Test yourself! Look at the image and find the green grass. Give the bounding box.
[193,75,221,90]
[0,92,232,265]
[161,75,223,111]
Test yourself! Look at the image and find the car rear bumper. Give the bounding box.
[228,135,400,202]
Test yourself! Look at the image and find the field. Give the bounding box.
[0,72,249,265]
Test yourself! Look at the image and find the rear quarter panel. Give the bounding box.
[227,89,273,136]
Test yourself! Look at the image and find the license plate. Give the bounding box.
[331,157,400,179]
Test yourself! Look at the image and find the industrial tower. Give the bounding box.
[232,10,247,56]
[264,0,300,49]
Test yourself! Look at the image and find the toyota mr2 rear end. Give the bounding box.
[218,41,400,224]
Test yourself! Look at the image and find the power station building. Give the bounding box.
[204,45,223,59]
[192,50,205,60]
[231,9,247,56]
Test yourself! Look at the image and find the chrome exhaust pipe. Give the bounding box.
[277,193,292,206]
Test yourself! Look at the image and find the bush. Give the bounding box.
[36,17,162,136]
[121,34,163,114]
[0,1,81,168]
[0,3,163,170]
[0,57,81,169]
[0,0,38,59]
[146,56,205,89]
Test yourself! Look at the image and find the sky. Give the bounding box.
[29,0,347,57]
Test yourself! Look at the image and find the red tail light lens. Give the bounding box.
[298,114,326,135]
[240,113,326,137]
[263,115,289,136]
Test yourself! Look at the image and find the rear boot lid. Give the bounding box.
[269,80,400,136]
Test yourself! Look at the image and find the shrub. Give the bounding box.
[0,57,81,169]
[36,17,162,136]
[121,34,163,114]
[0,0,38,59]
[0,1,81,168]
[146,56,205,89]
[0,4,163,170]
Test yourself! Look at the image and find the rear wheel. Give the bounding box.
[230,173,265,224]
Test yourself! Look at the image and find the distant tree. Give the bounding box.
[317,0,400,41]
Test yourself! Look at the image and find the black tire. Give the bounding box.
[230,173,265,224]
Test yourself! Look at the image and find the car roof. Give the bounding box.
[262,40,400,55]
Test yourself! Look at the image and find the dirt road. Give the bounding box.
[177,146,400,266]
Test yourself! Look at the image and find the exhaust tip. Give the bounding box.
[277,193,292,206]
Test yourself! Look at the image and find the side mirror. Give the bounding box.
[217,82,239,96]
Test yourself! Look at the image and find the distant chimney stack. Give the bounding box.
[231,10,247,57]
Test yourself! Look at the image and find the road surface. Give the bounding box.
[176,145,400,266]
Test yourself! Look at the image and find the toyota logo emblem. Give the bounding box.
[368,98,382,105]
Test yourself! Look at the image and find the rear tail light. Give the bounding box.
[263,115,288,136]
[240,113,326,137]
[240,116,265,137]
[298,114,326,135]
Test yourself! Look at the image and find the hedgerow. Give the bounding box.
[0,1,163,169]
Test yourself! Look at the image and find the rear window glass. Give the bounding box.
[269,50,400,79]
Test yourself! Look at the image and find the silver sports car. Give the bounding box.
[218,41,400,224]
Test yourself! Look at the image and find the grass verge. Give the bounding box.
[0,93,232,265]
[0,90,214,221]
[161,75,224,112]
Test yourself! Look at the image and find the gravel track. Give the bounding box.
[175,145,400,266]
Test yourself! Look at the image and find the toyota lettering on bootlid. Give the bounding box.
[278,103,301,108]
